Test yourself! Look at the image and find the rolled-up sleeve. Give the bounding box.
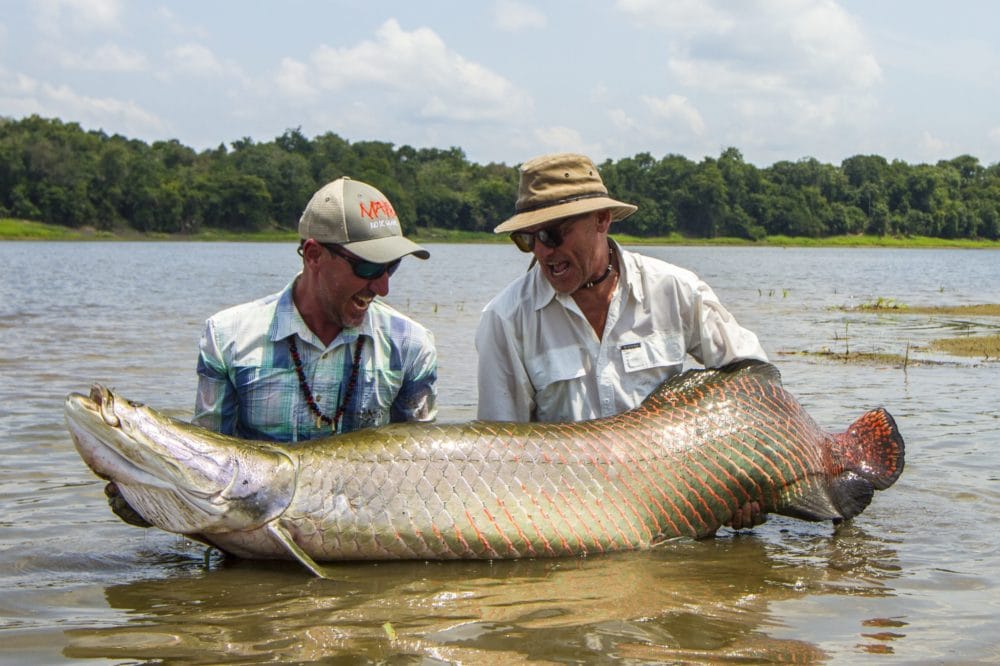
[391,329,439,423]
[688,281,768,368]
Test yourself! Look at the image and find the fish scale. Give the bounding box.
[65,360,904,575]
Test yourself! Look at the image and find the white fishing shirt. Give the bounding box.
[475,241,768,422]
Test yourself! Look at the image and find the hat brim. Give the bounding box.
[493,196,637,234]
[343,235,430,263]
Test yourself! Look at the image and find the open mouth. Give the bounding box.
[547,260,571,277]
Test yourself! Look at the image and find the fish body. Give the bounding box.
[65,361,904,574]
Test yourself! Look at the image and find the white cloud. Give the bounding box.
[616,0,883,157]
[274,19,532,124]
[494,1,546,31]
[616,0,734,33]
[989,127,1000,144]
[532,126,602,158]
[0,71,164,136]
[608,108,637,132]
[920,130,946,154]
[642,94,706,135]
[274,57,316,100]
[55,42,147,71]
[168,43,239,78]
[34,0,124,34]
[620,1,881,101]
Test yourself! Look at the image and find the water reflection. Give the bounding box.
[64,524,899,663]
[1,242,995,662]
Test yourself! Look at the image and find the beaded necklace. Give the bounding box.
[288,336,363,431]
[581,242,616,289]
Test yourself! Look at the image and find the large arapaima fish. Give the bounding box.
[65,361,904,577]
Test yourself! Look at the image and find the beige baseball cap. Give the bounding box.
[494,153,637,234]
[298,177,429,263]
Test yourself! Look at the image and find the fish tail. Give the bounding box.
[828,408,905,520]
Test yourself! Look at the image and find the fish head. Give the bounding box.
[65,384,297,534]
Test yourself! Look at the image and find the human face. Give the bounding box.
[312,243,393,330]
[519,212,608,294]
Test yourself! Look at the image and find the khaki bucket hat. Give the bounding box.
[493,153,638,234]
[298,177,429,263]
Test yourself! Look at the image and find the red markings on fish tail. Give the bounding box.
[834,408,904,490]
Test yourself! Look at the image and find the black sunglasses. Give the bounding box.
[510,223,572,253]
[324,244,401,280]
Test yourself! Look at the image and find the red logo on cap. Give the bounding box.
[359,199,396,219]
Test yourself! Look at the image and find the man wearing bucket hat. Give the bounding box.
[192,176,437,441]
[475,153,767,529]
[476,152,767,424]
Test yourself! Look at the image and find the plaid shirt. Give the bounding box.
[194,276,437,442]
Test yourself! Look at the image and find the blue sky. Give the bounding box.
[2,0,998,167]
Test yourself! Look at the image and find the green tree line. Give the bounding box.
[2,115,999,240]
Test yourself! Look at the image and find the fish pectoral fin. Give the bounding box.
[266,522,336,579]
[828,471,876,521]
[777,479,848,522]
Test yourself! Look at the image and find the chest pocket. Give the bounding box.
[525,345,588,392]
[618,332,685,374]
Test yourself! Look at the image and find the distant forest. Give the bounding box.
[2,115,999,240]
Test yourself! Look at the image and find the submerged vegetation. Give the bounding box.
[787,302,1000,365]
[929,333,1000,358]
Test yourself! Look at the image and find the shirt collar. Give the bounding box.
[267,274,373,349]
[611,239,646,306]
[528,262,558,311]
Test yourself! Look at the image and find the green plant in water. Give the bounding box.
[858,296,906,311]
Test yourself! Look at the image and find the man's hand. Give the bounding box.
[726,500,766,530]
[104,482,153,528]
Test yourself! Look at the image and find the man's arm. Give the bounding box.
[475,307,534,421]
[687,281,768,367]
[192,319,238,435]
[391,330,439,423]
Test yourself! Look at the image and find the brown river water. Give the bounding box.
[1,242,998,664]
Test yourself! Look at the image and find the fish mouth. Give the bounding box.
[65,384,299,533]
[65,387,157,486]
[89,384,121,427]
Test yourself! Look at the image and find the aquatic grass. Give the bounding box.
[929,333,1000,358]
[844,302,1000,316]
[855,297,906,311]
[775,348,938,367]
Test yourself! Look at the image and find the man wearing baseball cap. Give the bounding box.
[194,176,436,441]
[106,176,437,525]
